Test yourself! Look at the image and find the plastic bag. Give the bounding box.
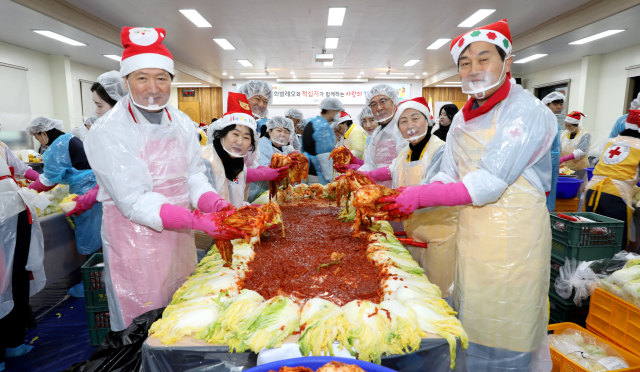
[555,258,598,307]
[548,328,629,371]
[597,251,640,309]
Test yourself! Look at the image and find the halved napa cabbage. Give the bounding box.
[368,250,424,276]
[343,300,391,364]
[149,294,221,344]
[171,271,242,304]
[298,298,351,357]
[382,276,442,299]
[379,300,421,355]
[197,289,265,344]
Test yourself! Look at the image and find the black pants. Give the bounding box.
[585,190,628,251]
[0,210,32,363]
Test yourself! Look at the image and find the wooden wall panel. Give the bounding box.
[212,87,223,119]
[177,87,223,124]
[200,88,212,124]
[422,87,468,102]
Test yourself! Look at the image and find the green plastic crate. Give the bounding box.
[81,253,108,307]
[550,212,623,247]
[552,240,623,263]
[86,306,111,346]
[550,256,564,287]
[549,286,590,327]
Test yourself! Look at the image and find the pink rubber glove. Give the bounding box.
[160,204,246,240]
[334,163,361,173]
[65,184,99,217]
[27,177,55,192]
[24,169,40,182]
[378,182,472,216]
[349,155,364,166]
[246,166,289,183]
[362,166,392,182]
[197,191,233,213]
[559,153,575,164]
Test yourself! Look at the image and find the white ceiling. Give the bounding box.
[30,0,591,79]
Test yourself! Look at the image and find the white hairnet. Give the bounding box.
[97,70,128,101]
[365,84,400,106]
[284,108,304,120]
[357,107,375,123]
[631,92,640,110]
[266,116,294,133]
[26,116,64,136]
[541,91,566,105]
[318,97,344,111]
[84,116,98,127]
[237,80,273,105]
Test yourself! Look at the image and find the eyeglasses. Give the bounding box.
[369,98,389,110]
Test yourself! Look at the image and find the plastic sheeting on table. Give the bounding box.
[141,337,467,372]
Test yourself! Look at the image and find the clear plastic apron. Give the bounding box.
[101,120,197,331]
[393,139,459,300]
[452,106,552,372]
[202,144,247,208]
[560,128,590,171]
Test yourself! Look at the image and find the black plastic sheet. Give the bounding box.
[63,308,165,372]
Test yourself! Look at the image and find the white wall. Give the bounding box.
[69,61,107,128]
[221,79,423,122]
[520,60,582,112]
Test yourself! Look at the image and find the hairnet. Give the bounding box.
[365,84,400,106]
[541,91,566,105]
[84,116,98,127]
[266,116,294,133]
[237,80,273,105]
[97,70,128,101]
[207,114,259,145]
[357,107,374,123]
[284,108,304,121]
[26,116,64,136]
[318,97,344,111]
[631,92,640,110]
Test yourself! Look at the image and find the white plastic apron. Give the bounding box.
[202,144,247,208]
[452,106,552,371]
[0,152,48,319]
[393,138,459,299]
[101,114,197,331]
[360,122,399,188]
[561,127,590,171]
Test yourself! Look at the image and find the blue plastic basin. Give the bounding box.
[245,357,397,372]
[556,177,583,199]
[585,167,594,181]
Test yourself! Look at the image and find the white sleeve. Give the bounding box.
[5,147,30,177]
[573,133,591,159]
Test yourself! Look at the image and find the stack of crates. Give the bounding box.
[549,212,624,327]
[81,253,110,346]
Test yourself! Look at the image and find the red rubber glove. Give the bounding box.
[24,169,40,182]
[559,154,575,164]
[27,177,55,192]
[197,191,233,213]
[334,164,361,173]
[160,204,246,240]
[246,166,289,183]
[65,184,99,217]
[378,182,472,217]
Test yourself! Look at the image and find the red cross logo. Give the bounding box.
[608,147,622,158]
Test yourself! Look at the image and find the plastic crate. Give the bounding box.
[586,288,640,358]
[81,253,108,307]
[86,306,111,346]
[549,287,590,327]
[551,256,565,287]
[550,213,624,262]
[548,323,640,372]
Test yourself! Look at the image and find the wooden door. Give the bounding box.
[178,101,200,123]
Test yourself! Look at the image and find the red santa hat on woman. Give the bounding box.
[209,92,258,141]
[395,97,434,125]
[336,111,352,125]
[450,19,513,64]
[565,111,587,125]
[120,27,174,77]
[625,110,640,131]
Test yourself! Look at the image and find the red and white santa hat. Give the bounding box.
[565,111,587,125]
[336,111,352,125]
[120,27,174,77]
[209,92,258,140]
[394,97,433,125]
[625,110,640,131]
[450,19,513,64]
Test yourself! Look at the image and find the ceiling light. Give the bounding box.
[426,38,451,50]
[315,53,334,62]
[324,61,334,66]
[33,30,86,46]
[378,72,415,75]
[403,59,421,67]
[458,9,496,27]
[569,30,625,45]
[325,37,339,49]
[237,59,253,67]
[213,38,235,50]
[309,72,345,75]
[435,85,461,87]
[422,72,427,75]
[290,71,295,74]
[222,72,227,76]
[172,82,202,85]
[230,76,234,79]
[292,75,296,78]
[375,76,408,79]
[240,72,276,75]
[327,7,346,26]
[514,54,548,63]
[359,71,364,74]
[444,82,460,84]
[179,9,212,27]
[245,76,277,79]
[103,54,121,61]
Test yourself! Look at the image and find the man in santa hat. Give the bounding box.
[83,27,245,332]
[376,19,557,371]
[333,111,366,159]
